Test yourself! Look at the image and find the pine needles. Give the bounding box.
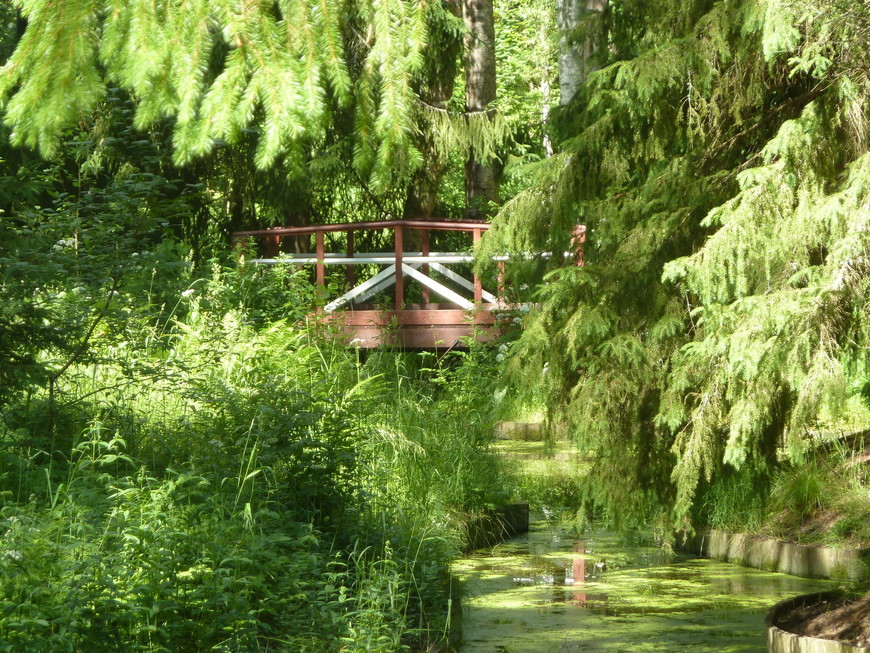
[0,0,444,190]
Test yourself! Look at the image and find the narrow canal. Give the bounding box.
[453,519,834,652]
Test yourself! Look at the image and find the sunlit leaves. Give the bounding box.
[486,0,870,529]
[0,0,441,189]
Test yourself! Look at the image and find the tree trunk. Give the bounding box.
[540,20,554,158]
[463,0,499,220]
[557,0,608,106]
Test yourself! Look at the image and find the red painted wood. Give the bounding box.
[233,219,491,240]
[326,323,499,349]
[230,218,518,349]
[394,226,404,308]
[497,260,505,298]
[315,231,325,289]
[265,233,281,257]
[346,230,355,287]
[473,228,482,304]
[323,308,496,327]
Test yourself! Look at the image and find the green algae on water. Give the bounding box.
[454,522,835,653]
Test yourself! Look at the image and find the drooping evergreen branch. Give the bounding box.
[486,0,870,531]
[0,0,451,191]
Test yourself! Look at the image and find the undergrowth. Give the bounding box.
[700,434,870,546]
[0,259,510,652]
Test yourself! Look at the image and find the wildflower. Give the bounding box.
[3,550,23,562]
[181,288,196,298]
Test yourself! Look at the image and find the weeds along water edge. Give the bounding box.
[0,263,514,652]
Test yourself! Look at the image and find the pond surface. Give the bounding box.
[453,520,835,652]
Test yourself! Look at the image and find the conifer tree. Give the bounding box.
[557,0,607,106]
[463,0,500,219]
[0,0,437,191]
[483,0,870,529]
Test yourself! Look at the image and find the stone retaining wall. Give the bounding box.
[683,530,870,581]
[494,421,544,441]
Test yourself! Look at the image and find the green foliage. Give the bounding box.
[357,345,512,525]
[701,435,870,545]
[493,0,556,162]
[0,0,464,193]
[0,238,510,650]
[0,139,196,408]
[700,463,770,534]
[0,458,340,652]
[485,0,870,530]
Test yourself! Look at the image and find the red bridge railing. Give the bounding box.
[232,220,584,349]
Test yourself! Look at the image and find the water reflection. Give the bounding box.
[455,520,835,653]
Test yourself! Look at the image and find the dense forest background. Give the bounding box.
[1,0,870,650]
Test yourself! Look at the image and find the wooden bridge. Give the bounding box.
[232,220,584,349]
[233,220,505,349]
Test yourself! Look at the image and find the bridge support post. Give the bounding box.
[421,229,430,304]
[346,230,355,287]
[473,228,482,304]
[394,225,404,309]
[265,229,281,257]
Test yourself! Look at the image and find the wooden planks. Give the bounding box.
[320,307,499,349]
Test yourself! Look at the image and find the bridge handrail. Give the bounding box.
[231,220,582,311]
[249,252,566,265]
[232,219,490,240]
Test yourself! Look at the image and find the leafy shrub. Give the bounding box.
[0,257,513,651]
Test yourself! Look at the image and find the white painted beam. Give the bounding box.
[323,265,397,312]
[428,262,497,304]
[401,264,474,310]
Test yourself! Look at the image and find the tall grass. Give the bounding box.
[700,434,870,545]
[0,261,512,651]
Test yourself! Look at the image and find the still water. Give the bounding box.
[453,520,834,652]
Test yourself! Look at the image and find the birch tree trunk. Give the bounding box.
[540,19,554,157]
[557,0,608,106]
[463,0,499,220]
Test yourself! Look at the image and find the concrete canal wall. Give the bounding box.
[683,530,870,582]
[464,503,530,552]
[766,592,870,653]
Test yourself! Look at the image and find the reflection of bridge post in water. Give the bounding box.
[572,541,587,607]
